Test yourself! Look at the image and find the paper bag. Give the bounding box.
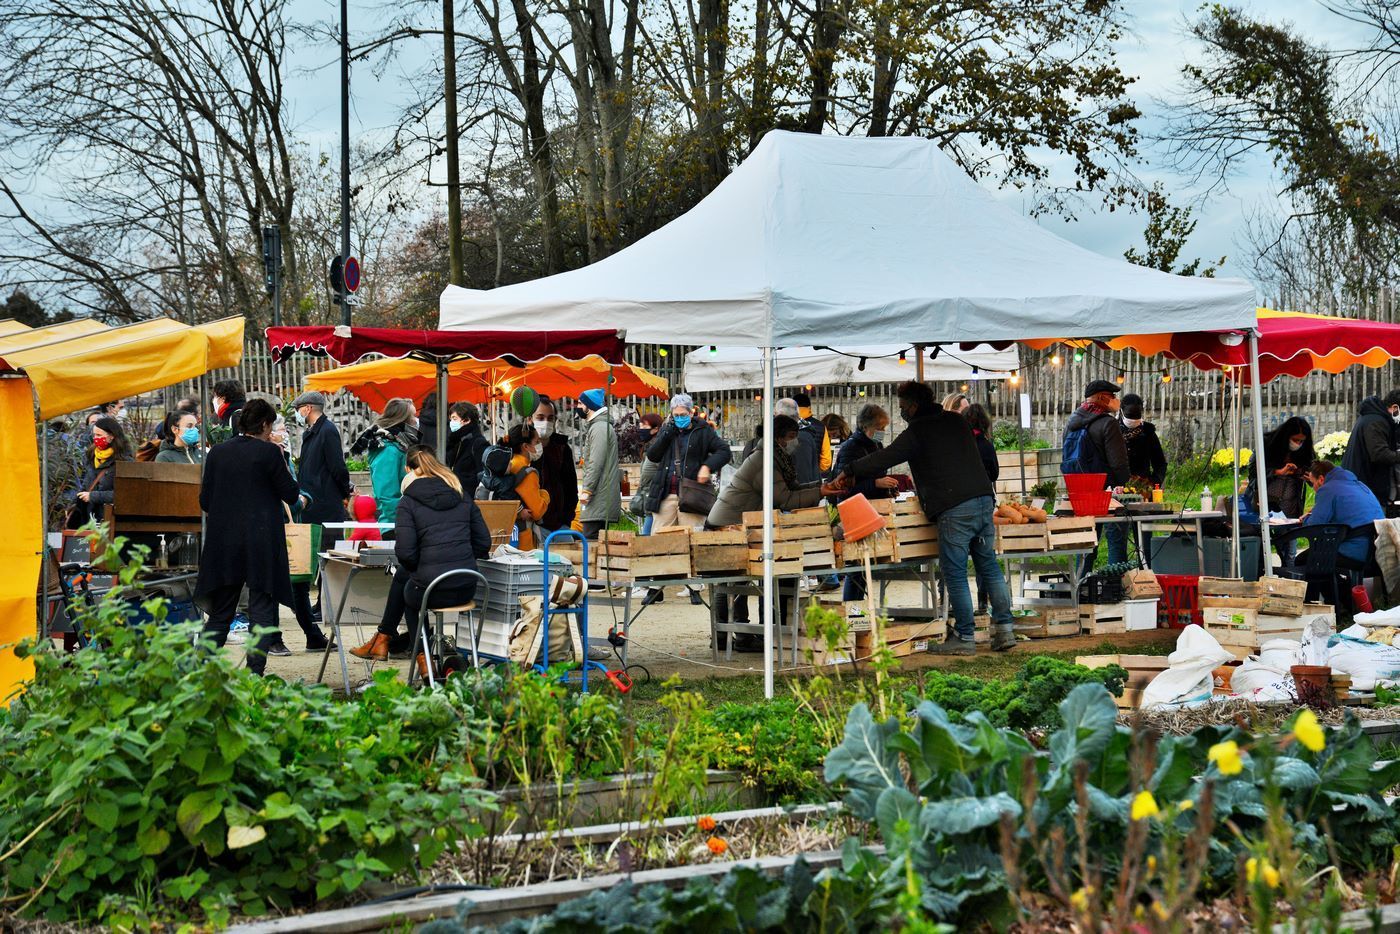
[286,523,321,580]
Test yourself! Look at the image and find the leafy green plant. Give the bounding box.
[1029,478,1059,501]
[345,456,370,472]
[707,698,827,802]
[992,421,1048,451]
[910,656,1127,732]
[0,535,495,925]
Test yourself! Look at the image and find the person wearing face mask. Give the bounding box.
[67,416,133,528]
[349,397,420,526]
[833,381,1014,654]
[444,402,490,497]
[1261,417,1314,522]
[211,380,247,438]
[1340,391,1400,512]
[531,396,579,534]
[1117,394,1166,490]
[501,422,552,549]
[155,411,205,464]
[643,393,733,530]
[574,389,619,539]
[830,404,900,605]
[705,415,842,528]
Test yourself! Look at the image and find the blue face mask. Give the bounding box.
[180,427,201,446]
[871,429,886,443]
[449,419,464,433]
[674,414,692,429]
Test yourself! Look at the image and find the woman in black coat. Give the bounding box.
[195,400,300,675]
[351,446,492,662]
[1261,416,1314,518]
[1120,393,1167,487]
[67,416,132,528]
[962,404,999,483]
[642,393,732,527]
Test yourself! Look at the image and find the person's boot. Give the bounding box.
[349,633,391,661]
[928,635,975,656]
[388,631,416,659]
[304,630,331,652]
[990,627,1017,652]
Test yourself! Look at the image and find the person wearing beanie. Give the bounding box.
[575,389,620,539]
[350,397,421,524]
[643,392,731,530]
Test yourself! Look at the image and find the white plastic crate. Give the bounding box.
[1124,598,1159,632]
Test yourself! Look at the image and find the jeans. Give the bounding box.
[290,581,322,641]
[937,495,1013,642]
[581,520,606,540]
[1105,521,1128,566]
[202,584,278,675]
[843,573,866,603]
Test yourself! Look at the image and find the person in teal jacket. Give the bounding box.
[349,397,421,525]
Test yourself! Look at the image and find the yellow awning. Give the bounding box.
[0,320,31,338]
[0,316,246,418]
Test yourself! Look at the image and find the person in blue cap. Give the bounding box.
[575,388,619,539]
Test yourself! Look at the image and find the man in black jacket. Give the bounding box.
[836,381,1014,654]
[1341,392,1400,511]
[293,391,353,540]
[1063,380,1130,566]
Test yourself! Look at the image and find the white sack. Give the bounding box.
[1142,625,1236,709]
[1326,624,1400,690]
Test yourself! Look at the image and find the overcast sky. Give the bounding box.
[284,0,1377,292]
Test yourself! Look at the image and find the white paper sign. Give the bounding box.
[1019,393,1032,429]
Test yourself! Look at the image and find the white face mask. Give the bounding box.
[1288,440,1304,452]
[533,418,555,439]
[528,444,543,462]
[870,429,886,442]
[1122,417,1142,428]
[783,438,801,455]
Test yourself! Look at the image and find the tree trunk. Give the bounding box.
[698,0,729,190]
[750,0,770,151]
[507,0,565,273]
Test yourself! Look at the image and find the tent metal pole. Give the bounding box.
[39,415,49,638]
[914,343,925,383]
[1248,330,1272,568]
[761,345,775,700]
[436,361,448,460]
[1230,371,1240,577]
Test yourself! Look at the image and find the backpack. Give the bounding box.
[1061,414,1109,475]
[478,444,523,498]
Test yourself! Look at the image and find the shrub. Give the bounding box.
[912,656,1126,732]
[0,538,495,926]
[707,698,828,801]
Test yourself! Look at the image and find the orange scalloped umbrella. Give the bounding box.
[303,353,667,412]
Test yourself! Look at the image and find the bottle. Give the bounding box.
[157,534,168,569]
[1152,484,1164,504]
[1200,485,1213,513]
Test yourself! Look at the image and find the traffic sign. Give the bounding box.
[343,255,361,294]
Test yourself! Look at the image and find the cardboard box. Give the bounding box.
[1122,569,1162,599]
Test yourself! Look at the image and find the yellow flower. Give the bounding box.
[1146,855,1157,874]
[1070,887,1091,911]
[1208,740,1244,776]
[1179,799,1194,811]
[1131,790,1160,821]
[1247,857,1280,888]
[1292,709,1326,753]
[1153,901,1170,921]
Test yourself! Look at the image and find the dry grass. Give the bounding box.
[1124,700,1400,735]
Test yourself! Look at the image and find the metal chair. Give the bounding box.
[409,568,490,689]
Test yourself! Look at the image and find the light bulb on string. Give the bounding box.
[898,350,907,365]
[1160,369,1172,384]
[1009,371,1020,387]
[858,357,867,372]
[1050,352,1062,367]
[709,345,717,355]
[657,347,668,357]
[1072,348,1084,364]
[1116,371,1125,385]
[929,346,941,361]
[959,383,970,393]
[858,389,866,398]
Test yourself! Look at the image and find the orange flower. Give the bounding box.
[706,836,728,855]
[697,815,717,832]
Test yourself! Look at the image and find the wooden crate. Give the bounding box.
[1080,602,1126,635]
[1200,594,1264,611]
[1045,606,1081,638]
[1077,654,1170,708]
[1046,515,1097,551]
[742,506,831,531]
[1198,577,1261,599]
[1199,606,1262,649]
[887,499,939,561]
[1260,576,1308,616]
[841,531,897,567]
[973,612,991,644]
[691,529,748,574]
[798,632,856,666]
[748,540,803,576]
[596,529,692,581]
[855,618,946,654]
[746,510,834,573]
[112,461,202,532]
[996,523,1047,554]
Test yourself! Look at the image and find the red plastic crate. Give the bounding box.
[1155,573,1201,628]
[1068,490,1112,517]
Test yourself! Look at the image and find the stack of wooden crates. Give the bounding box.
[743,508,835,576]
[1198,576,1334,657]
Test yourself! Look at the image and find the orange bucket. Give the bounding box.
[838,494,887,542]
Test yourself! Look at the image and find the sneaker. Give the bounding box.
[265,640,293,657]
[226,614,250,645]
[816,576,842,593]
[586,645,611,661]
[640,588,665,606]
[305,632,332,653]
[928,636,976,656]
[629,586,652,600]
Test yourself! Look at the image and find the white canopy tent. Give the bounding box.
[680,344,1019,393]
[440,131,1259,698]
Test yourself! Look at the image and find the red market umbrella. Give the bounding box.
[265,325,627,366]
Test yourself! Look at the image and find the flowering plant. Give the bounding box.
[1314,430,1350,461]
[1210,447,1252,469]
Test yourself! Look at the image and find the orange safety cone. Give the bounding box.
[838,493,887,543]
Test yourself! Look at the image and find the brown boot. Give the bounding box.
[349,633,390,661]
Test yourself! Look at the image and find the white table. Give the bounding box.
[315,553,397,694]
